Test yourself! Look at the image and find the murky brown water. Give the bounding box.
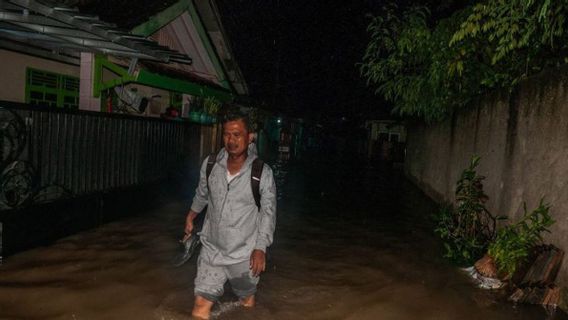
[0,158,565,319]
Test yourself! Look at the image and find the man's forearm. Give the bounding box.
[187,210,199,221]
[185,209,200,237]
[185,209,199,222]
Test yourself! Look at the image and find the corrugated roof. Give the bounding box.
[0,0,191,64]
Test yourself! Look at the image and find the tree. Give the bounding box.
[360,1,568,122]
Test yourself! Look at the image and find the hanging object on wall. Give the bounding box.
[0,108,26,170]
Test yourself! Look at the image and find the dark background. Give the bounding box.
[215,0,468,120]
[79,0,469,120]
[216,0,384,120]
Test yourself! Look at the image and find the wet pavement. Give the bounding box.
[0,156,566,319]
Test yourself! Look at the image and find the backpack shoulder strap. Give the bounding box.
[251,158,264,210]
[205,151,218,187]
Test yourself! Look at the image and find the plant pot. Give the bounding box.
[189,111,200,122]
[474,254,498,278]
[199,112,207,123]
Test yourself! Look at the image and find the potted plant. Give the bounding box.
[204,97,221,124]
[189,96,204,123]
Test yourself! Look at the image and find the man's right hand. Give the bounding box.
[184,210,198,241]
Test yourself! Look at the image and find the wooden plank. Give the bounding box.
[520,246,564,287]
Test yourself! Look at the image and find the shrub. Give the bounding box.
[434,156,499,265]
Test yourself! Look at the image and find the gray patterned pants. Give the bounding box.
[194,254,259,302]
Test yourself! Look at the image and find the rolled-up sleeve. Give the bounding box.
[190,157,211,213]
[254,164,277,252]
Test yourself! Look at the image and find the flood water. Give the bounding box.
[0,156,565,319]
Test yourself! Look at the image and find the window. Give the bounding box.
[378,132,389,142]
[390,133,400,143]
[26,68,79,109]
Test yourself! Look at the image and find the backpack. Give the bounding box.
[205,151,264,210]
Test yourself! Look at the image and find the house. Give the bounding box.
[0,0,247,118]
[0,0,251,257]
[365,119,407,162]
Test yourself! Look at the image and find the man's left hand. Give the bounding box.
[250,249,266,277]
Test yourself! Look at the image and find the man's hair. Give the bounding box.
[223,109,253,133]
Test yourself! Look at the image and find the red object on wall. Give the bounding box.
[106,95,113,113]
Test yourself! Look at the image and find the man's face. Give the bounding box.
[223,119,253,157]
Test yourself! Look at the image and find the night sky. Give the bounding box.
[216,0,385,120]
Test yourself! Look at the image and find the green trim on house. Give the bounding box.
[136,69,232,101]
[131,0,191,37]
[187,0,230,89]
[93,54,103,97]
[93,56,232,101]
[94,56,138,97]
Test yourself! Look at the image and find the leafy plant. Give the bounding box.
[203,97,221,115]
[360,1,568,122]
[488,199,554,277]
[190,96,204,113]
[450,1,568,90]
[434,156,499,265]
[435,204,484,264]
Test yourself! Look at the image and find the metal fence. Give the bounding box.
[0,103,206,211]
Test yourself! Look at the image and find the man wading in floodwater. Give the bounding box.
[184,110,277,319]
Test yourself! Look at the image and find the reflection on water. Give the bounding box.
[0,157,566,319]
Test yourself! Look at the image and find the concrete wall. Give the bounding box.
[405,66,568,286]
[0,49,79,103]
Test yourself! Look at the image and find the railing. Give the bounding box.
[0,102,207,211]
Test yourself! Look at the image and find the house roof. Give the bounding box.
[76,0,248,95]
[194,0,248,95]
[127,0,248,95]
[0,0,192,64]
[0,0,246,98]
[141,60,223,90]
